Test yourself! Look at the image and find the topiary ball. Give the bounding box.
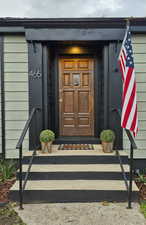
[40,130,55,143]
[100,129,115,143]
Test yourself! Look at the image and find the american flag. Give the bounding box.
[118,27,138,136]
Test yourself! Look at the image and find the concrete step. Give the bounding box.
[22,155,128,164]
[21,164,129,172]
[11,180,138,191]
[10,190,138,203]
[17,171,130,180]
[23,146,128,157]
[10,149,138,203]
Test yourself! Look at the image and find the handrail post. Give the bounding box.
[19,144,23,210]
[34,108,38,155]
[128,143,133,209]
[16,107,40,209]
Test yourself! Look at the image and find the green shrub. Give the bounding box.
[40,129,55,143]
[140,201,146,218]
[0,160,16,183]
[100,130,115,143]
[135,174,146,184]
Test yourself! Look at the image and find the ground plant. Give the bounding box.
[140,201,146,218]
[0,204,27,225]
[0,159,17,203]
[0,160,16,183]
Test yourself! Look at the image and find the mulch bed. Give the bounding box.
[0,178,16,204]
[135,177,146,201]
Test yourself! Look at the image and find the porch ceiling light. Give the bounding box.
[68,46,83,54]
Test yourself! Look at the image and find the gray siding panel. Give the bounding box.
[0,36,3,154]
[123,35,146,151]
[4,35,29,158]
[0,84,1,153]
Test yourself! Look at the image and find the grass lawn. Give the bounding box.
[140,201,146,218]
[0,203,26,225]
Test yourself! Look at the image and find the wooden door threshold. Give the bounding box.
[54,136,100,144]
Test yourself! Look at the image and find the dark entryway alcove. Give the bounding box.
[47,41,104,144]
[28,40,122,149]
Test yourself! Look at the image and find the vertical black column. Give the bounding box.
[42,45,49,129]
[108,42,123,149]
[28,42,43,149]
[0,36,5,158]
[103,45,109,129]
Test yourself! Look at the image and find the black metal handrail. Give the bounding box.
[16,107,40,209]
[112,108,137,209]
[115,149,129,191]
[115,108,137,149]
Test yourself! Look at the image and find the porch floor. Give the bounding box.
[10,144,138,203]
[23,144,128,156]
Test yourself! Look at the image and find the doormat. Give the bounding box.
[58,144,94,150]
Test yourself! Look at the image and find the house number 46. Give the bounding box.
[29,68,42,79]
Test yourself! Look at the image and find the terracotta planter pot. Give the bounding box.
[102,142,113,153]
[0,178,16,203]
[41,141,52,153]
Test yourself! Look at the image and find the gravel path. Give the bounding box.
[15,202,146,225]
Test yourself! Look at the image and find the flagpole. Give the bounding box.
[118,17,138,208]
[125,18,130,28]
[125,18,134,209]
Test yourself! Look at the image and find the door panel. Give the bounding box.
[63,91,74,113]
[59,58,94,136]
[78,91,89,113]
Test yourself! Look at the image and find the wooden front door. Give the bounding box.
[59,58,94,136]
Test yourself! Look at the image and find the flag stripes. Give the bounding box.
[118,27,138,136]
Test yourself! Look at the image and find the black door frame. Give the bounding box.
[47,43,103,143]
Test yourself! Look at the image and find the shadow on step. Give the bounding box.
[10,190,138,203]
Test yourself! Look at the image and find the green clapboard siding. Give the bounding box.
[5,111,28,121]
[4,53,28,63]
[137,92,146,102]
[137,120,146,130]
[5,73,28,82]
[0,89,1,153]
[137,83,146,92]
[137,102,146,112]
[4,43,28,53]
[4,35,27,43]
[5,101,28,111]
[5,130,29,140]
[5,82,28,92]
[136,73,146,83]
[124,140,146,150]
[6,121,28,129]
[134,54,146,63]
[5,92,28,101]
[135,64,146,73]
[132,35,146,44]
[133,44,146,54]
[6,139,28,150]
[123,34,146,151]
[4,35,29,158]
[5,63,28,73]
